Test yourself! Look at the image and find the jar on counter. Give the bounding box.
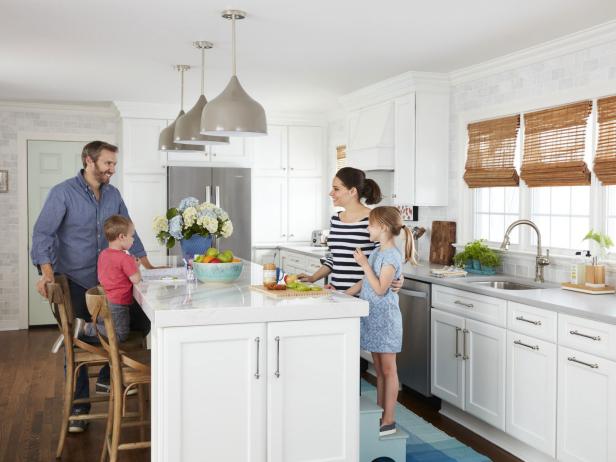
[263,263,277,286]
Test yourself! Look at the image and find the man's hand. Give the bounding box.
[390,275,405,293]
[36,264,55,298]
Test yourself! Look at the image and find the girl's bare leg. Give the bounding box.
[379,353,399,425]
[371,352,384,408]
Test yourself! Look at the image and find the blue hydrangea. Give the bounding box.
[214,207,229,221]
[198,209,217,220]
[169,215,184,240]
[178,196,200,212]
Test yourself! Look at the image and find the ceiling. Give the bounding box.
[2,0,616,113]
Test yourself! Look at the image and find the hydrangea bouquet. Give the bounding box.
[153,196,234,249]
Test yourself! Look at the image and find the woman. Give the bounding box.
[299,167,403,291]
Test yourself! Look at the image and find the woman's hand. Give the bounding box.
[297,273,314,283]
[390,275,405,293]
[325,284,336,290]
[353,248,369,269]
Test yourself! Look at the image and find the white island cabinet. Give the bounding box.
[135,261,367,462]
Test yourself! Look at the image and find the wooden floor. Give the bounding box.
[0,327,520,462]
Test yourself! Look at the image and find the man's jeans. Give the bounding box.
[67,279,150,413]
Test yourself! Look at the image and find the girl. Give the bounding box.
[345,206,418,436]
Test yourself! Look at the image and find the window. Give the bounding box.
[530,186,590,250]
[336,145,346,171]
[474,187,520,243]
[607,186,616,249]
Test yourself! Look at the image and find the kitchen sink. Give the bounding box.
[470,280,543,290]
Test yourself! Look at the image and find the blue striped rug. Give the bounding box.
[361,380,491,462]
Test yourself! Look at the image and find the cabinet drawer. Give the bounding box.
[558,314,616,361]
[432,285,506,327]
[507,302,557,343]
[280,251,306,273]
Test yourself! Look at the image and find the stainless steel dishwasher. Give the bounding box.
[397,279,431,397]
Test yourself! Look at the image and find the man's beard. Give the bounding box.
[93,163,112,184]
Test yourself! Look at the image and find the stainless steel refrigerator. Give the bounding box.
[167,167,251,260]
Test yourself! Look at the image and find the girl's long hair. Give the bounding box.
[369,206,418,265]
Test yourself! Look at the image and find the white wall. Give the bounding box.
[0,104,118,329]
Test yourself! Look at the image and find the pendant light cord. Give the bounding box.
[232,13,237,76]
[201,47,205,95]
[179,66,185,111]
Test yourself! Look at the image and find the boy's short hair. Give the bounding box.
[104,215,133,242]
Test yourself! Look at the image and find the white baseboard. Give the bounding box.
[0,320,21,331]
[440,402,556,462]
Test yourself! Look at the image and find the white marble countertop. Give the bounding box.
[403,262,616,325]
[278,245,330,258]
[134,261,368,328]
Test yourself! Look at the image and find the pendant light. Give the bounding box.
[174,41,229,145]
[158,65,205,152]
[200,9,267,137]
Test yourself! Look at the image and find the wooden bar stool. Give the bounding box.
[85,287,151,462]
[46,276,110,459]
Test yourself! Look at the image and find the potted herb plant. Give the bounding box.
[454,239,501,275]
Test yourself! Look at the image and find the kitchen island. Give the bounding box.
[134,261,368,462]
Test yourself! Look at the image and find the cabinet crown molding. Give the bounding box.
[113,101,179,120]
[339,71,450,112]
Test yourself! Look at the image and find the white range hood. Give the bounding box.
[346,100,395,170]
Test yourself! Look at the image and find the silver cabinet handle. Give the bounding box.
[514,339,539,350]
[462,329,469,360]
[282,167,287,171]
[455,300,474,308]
[290,167,294,171]
[289,234,295,237]
[275,336,281,378]
[255,337,261,379]
[516,316,542,326]
[568,356,599,369]
[455,327,461,358]
[281,234,286,237]
[569,330,601,341]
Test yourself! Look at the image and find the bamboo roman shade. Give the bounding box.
[336,145,346,171]
[463,115,520,188]
[594,96,616,185]
[521,100,592,187]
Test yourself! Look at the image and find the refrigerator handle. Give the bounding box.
[205,186,211,204]
[215,186,220,208]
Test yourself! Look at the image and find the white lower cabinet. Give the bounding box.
[557,346,616,462]
[506,331,556,457]
[431,309,506,430]
[161,318,359,462]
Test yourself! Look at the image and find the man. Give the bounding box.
[31,140,154,432]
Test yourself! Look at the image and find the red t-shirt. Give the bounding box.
[97,248,138,305]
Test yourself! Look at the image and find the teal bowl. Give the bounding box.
[193,261,243,283]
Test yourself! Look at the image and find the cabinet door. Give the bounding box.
[267,318,359,462]
[431,308,465,408]
[287,177,322,242]
[393,94,416,205]
[122,118,168,174]
[557,346,616,462]
[288,126,322,177]
[252,176,287,244]
[122,174,167,260]
[252,125,288,175]
[506,332,556,457]
[161,323,267,462]
[464,318,506,430]
[210,137,249,164]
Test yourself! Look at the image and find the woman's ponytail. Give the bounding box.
[362,179,382,205]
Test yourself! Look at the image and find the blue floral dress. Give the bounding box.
[359,247,403,353]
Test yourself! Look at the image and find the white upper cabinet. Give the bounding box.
[287,177,322,242]
[341,72,449,206]
[252,125,288,174]
[288,126,323,177]
[166,138,251,167]
[122,118,168,174]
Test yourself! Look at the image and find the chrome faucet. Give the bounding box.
[500,219,550,283]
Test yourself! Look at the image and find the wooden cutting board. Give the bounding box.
[250,285,334,298]
[561,283,616,294]
[429,221,457,265]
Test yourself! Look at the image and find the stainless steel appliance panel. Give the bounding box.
[397,279,431,396]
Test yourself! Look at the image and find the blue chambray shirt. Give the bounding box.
[30,170,147,289]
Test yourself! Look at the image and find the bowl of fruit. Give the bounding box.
[192,247,243,283]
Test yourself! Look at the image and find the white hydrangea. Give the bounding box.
[221,220,234,238]
[215,207,229,221]
[182,206,198,228]
[152,215,168,234]
[197,215,218,234]
[197,202,216,212]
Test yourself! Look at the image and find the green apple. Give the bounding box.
[218,250,234,263]
[205,247,219,257]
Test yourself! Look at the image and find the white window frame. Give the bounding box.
[457,88,615,264]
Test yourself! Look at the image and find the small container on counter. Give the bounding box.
[263,262,277,286]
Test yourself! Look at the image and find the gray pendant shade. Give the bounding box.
[159,110,205,152]
[174,95,229,145]
[200,75,267,137]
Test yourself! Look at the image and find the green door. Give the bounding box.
[28,140,84,325]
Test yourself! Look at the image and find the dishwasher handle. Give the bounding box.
[398,288,428,299]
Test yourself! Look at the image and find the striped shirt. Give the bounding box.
[322,214,377,290]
